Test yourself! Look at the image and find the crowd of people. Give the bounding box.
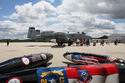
[67,38,120,47]
[67,38,91,46]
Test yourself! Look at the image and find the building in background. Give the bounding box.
[108,34,125,43]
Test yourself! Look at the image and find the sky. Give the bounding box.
[0,0,125,39]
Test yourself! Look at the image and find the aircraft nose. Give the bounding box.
[63,53,72,60]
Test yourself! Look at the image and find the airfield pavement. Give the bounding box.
[0,42,125,67]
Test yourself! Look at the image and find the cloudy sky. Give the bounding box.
[0,0,125,39]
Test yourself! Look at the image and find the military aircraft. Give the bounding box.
[50,32,74,47]
[53,32,70,46]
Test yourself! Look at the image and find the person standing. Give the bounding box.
[68,38,73,46]
[114,39,118,45]
[100,40,104,46]
[7,40,9,46]
[80,38,84,46]
[93,41,96,46]
[86,39,90,46]
[76,39,80,46]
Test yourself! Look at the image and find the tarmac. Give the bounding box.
[0,42,125,67]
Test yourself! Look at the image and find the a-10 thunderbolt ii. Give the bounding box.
[50,32,74,47]
[0,52,125,83]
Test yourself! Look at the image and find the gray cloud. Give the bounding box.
[0,0,125,39]
[0,31,27,39]
[59,0,125,19]
[0,28,14,32]
[83,0,125,19]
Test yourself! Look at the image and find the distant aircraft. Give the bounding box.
[50,32,72,46]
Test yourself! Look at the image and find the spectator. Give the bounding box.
[114,39,118,45]
[76,39,80,46]
[7,40,9,46]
